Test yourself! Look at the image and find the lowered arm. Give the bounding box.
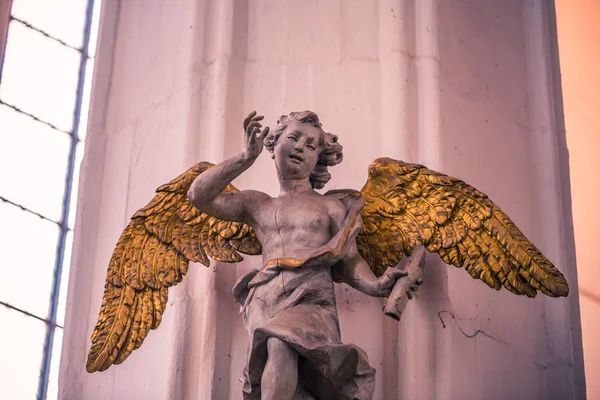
[335,241,406,297]
[335,241,426,298]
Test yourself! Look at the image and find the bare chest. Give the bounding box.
[257,197,332,236]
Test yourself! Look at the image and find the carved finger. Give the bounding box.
[410,285,418,292]
[406,289,414,300]
[243,111,257,130]
[387,269,408,282]
[246,121,262,136]
[261,126,270,138]
[248,121,262,130]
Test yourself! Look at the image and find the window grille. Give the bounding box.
[0,0,101,398]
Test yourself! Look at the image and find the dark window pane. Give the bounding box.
[0,307,46,399]
[10,0,87,49]
[0,22,80,132]
[0,202,59,318]
[0,105,71,222]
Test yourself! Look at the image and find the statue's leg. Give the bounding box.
[261,337,299,400]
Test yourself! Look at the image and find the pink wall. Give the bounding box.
[556,0,600,397]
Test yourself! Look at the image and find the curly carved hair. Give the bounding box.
[264,110,343,189]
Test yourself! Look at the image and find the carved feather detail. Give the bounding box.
[357,157,568,298]
[86,162,261,372]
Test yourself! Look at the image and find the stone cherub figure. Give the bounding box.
[86,111,569,400]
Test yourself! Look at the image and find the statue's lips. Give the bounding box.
[289,154,304,163]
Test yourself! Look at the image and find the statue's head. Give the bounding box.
[264,111,343,189]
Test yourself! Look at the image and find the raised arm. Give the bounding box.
[187,111,270,223]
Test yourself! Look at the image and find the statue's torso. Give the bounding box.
[250,191,347,263]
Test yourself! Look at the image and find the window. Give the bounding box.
[0,0,101,398]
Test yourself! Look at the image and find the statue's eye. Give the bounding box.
[307,145,316,151]
[288,136,298,142]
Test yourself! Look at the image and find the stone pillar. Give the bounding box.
[554,0,600,398]
[59,1,584,399]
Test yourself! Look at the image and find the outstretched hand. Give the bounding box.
[243,111,270,161]
[375,268,409,298]
[375,247,426,298]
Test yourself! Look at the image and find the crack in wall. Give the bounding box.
[437,310,500,343]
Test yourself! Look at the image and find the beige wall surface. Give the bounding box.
[59,1,584,399]
[555,0,600,398]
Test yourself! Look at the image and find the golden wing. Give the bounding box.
[357,157,568,298]
[86,162,261,372]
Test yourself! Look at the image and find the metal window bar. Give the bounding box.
[0,98,74,136]
[0,300,63,329]
[10,15,83,52]
[0,195,62,226]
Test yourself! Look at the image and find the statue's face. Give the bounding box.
[273,120,323,181]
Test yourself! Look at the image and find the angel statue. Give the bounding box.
[85,110,569,400]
